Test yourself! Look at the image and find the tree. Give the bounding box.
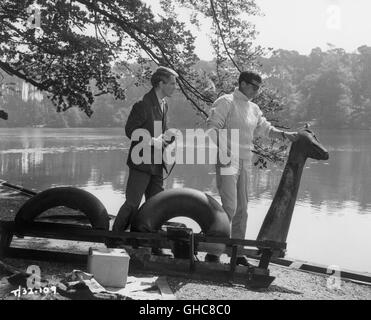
[301,49,354,128]
[1,0,293,164]
[259,50,309,126]
[0,0,280,117]
[348,46,371,128]
[259,47,369,129]
[0,73,11,119]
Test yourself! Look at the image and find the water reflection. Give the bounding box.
[0,128,370,216]
[0,128,371,272]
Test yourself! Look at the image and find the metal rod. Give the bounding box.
[0,180,37,197]
[189,231,195,273]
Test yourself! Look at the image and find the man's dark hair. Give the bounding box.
[151,66,179,88]
[238,71,262,86]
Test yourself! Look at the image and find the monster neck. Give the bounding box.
[257,147,306,244]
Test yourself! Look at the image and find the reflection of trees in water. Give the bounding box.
[2,148,370,215]
[303,149,371,212]
[0,129,370,214]
[356,150,371,211]
[249,166,282,200]
[0,150,127,192]
[169,143,370,214]
[248,148,371,213]
[164,164,216,194]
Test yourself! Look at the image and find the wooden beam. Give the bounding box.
[5,247,87,264]
[0,221,286,251]
[194,234,286,250]
[156,276,177,300]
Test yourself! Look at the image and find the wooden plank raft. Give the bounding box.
[1,220,370,287]
[0,220,285,289]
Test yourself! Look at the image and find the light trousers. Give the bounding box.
[216,159,251,255]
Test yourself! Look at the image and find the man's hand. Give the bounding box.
[163,128,180,146]
[219,152,239,175]
[164,128,181,140]
[0,110,8,120]
[150,135,164,150]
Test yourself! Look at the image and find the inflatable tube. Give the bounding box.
[131,188,230,255]
[15,187,110,230]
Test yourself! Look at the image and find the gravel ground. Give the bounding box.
[167,265,371,300]
[1,187,371,300]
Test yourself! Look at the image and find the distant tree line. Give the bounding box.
[260,45,371,129]
[0,45,370,129]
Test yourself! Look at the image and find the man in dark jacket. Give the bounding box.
[112,67,178,252]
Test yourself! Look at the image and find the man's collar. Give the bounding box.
[151,88,165,113]
[147,88,163,107]
[154,88,165,104]
[233,87,250,102]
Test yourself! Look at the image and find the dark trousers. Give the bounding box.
[112,168,163,231]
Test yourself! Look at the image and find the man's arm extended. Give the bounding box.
[269,127,298,142]
[255,107,298,142]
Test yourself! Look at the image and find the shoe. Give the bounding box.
[205,254,220,263]
[236,255,251,267]
[151,247,171,257]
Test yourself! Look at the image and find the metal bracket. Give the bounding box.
[166,226,195,272]
[0,228,13,258]
[246,267,276,289]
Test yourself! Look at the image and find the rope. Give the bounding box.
[162,134,178,181]
[162,162,176,181]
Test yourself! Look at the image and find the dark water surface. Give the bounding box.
[0,128,370,273]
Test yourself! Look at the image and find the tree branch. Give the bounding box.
[77,0,213,106]
[177,80,209,118]
[0,60,47,90]
[209,0,241,72]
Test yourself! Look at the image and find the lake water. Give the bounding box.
[0,127,370,273]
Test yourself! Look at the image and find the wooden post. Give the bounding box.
[189,231,195,273]
[229,245,238,279]
[0,229,13,258]
[258,249,273,269]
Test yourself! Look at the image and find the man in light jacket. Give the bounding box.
[206,71,298,265]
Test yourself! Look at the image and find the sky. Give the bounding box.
[251,0,371,55]
[145,0,371,61]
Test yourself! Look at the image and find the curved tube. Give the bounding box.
[131,188,230,254]
[15,187,110,230]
